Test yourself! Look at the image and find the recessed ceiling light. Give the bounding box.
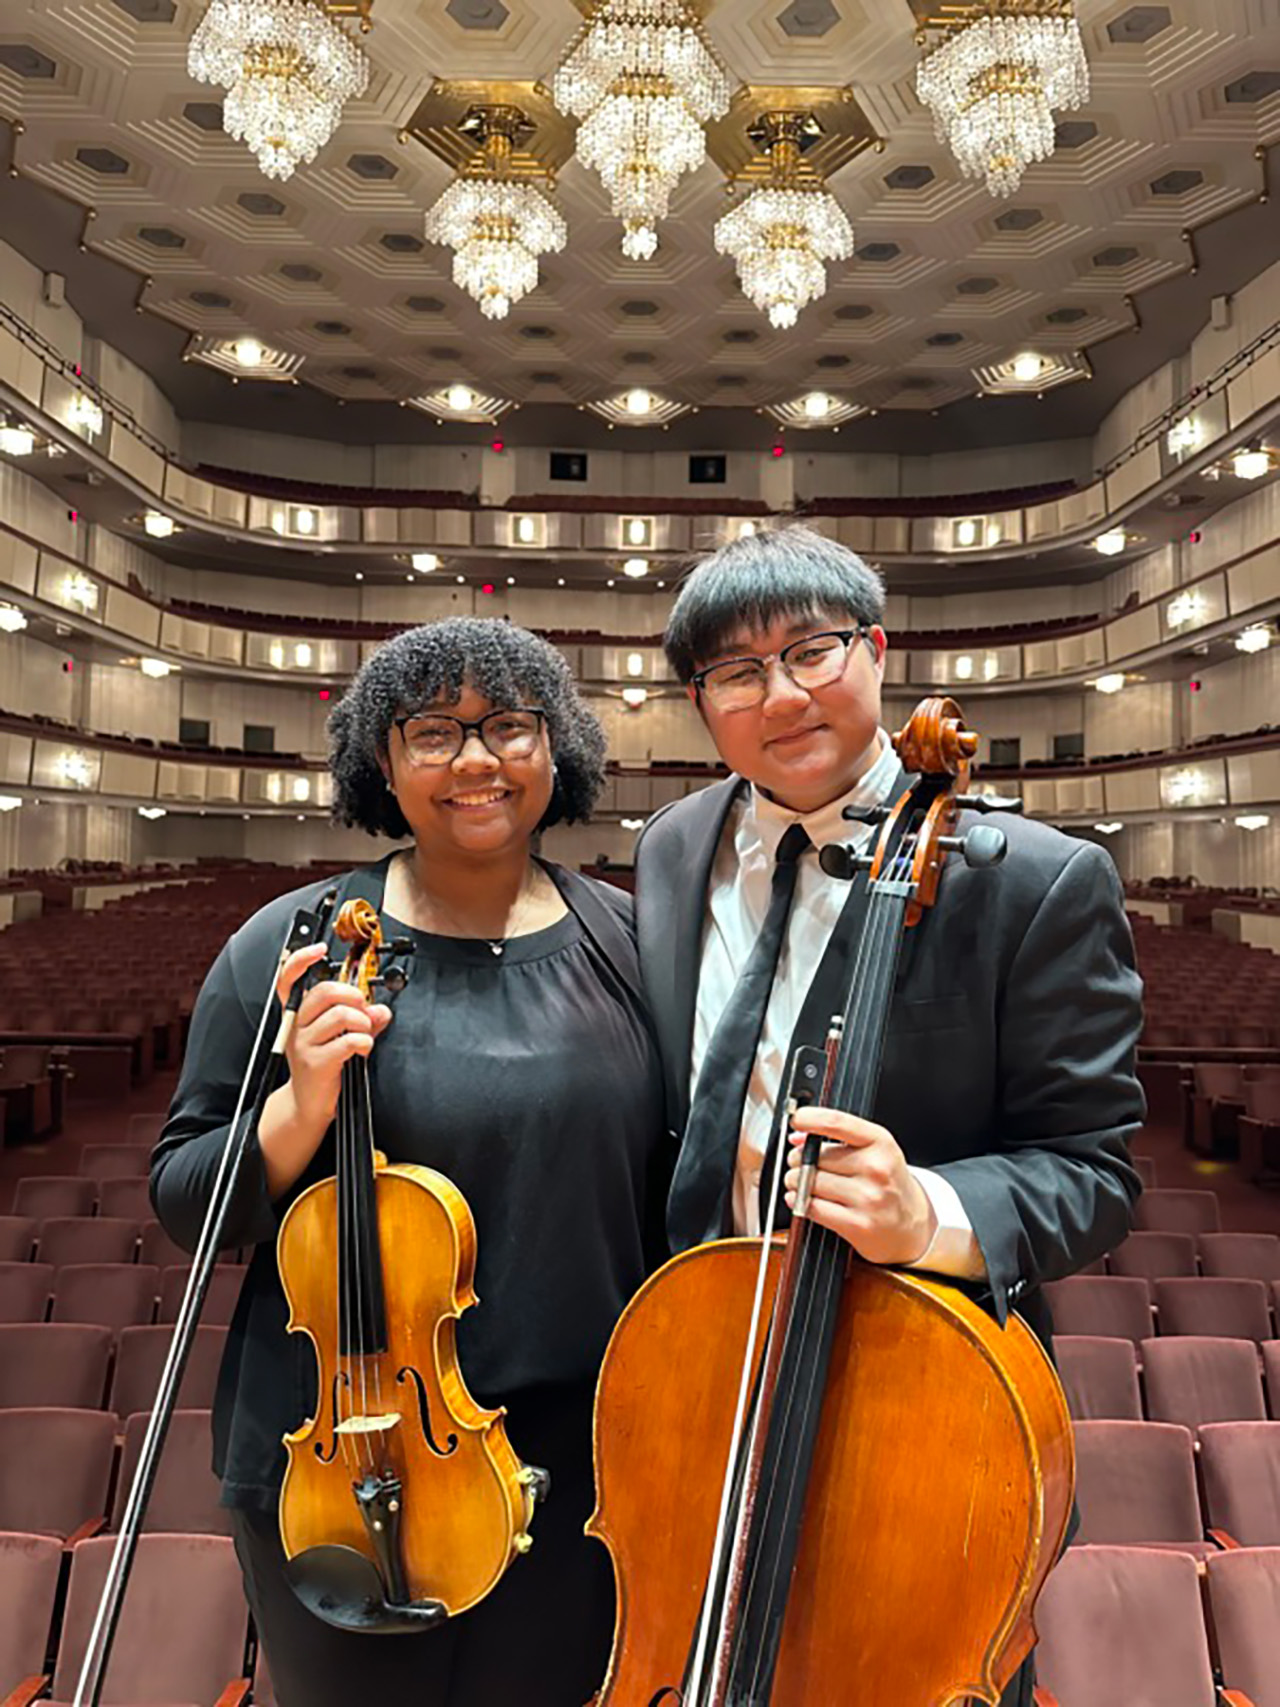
[411,552,440,572]
[1094,673,1126,694]
[802,391,831,419]
[624,387,652,415]
[621,686,648,708]
[446,383,475,412]
[143,511,176,539]
[456,574,466,583]
[1012,351,1044,383]
[139,658,172,679]
[354,572,364,581]
[607,578,615,587]
[233,336,265,368]
[557,577,565,586]
[506,576,515,585]
[623,558,648,578]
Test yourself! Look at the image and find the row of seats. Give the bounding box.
[1059,1335,1280,1431]
[0,1323,227,1421]
[1045,1275,1280,1346]
[0,1263,245,1330]
[0,1215,231,1273]
[0,1530,255,1707]
[1032,1544,1276,1707]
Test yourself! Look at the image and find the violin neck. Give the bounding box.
[337,1054,389,1358]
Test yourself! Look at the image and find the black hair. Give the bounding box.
[328,616,606,838]
[663,524,886,684]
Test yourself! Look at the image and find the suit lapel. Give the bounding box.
[659,776,743,1135]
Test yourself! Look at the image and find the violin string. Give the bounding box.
[735,841,911,1702]
[337,1055,357,1480]
[351,1050,374,1481]
[362,1055,389,1450]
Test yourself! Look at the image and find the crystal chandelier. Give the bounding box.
[424,107,567,321]
[714,113,854,330]
[916,3,1089,199]
[554,0,730,259]
[188,0,371,182]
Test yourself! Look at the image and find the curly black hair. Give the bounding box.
[327,617,607,839]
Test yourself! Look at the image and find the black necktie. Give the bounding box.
[668,822,810,1253]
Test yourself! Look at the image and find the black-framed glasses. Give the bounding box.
[690,628,873,712]
[392,707,547,767]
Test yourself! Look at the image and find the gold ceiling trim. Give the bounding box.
[323,0,375,31]
[400,81,576,181]
[705,86,881,188]
[568,0,714,18]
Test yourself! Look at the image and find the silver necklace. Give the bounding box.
[403,858,541,955]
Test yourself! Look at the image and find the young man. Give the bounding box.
[634,525,1143,1707]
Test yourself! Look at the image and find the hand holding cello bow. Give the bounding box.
[589,698,1076,1707]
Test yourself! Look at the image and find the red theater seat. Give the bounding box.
[0,1262,53,1324]
[51,1263,159,1331]
[1152,1277,1273,1344]
[108,1323,228,1423]
[10,1178,96,1222]
[0,1408,116,1540]
[1205,1547,1280,1707]
[1108,1232,1197,1282]
[1052,1336,1142,1421]
[1141,1337,1267,1433]
[1199,1422,1280,1549]
[0,1533,63,1699]
[157,1265,245,1328]
[1199,1233,1280,1282]
[1072,1421,1209,1556]
[35,1217,139,1269]
[1032,1546,1217,1707]
[0,1323,113,1410]
[95,1177,153,1223]
[1043,1276,1153,1347]
[1134,1190,1222,1237]
[112,1409,231,1537]
[0,1219,35,1263]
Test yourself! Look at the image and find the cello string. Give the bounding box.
[731,865,905,1699]
[735,839,912,1701]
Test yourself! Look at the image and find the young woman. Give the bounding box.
[151,617,669,1707]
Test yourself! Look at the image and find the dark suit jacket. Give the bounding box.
[634,774,1145,1340]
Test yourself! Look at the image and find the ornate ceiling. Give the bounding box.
[0,0,1277,446]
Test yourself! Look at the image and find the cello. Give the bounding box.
[276,895,548,1632]
[589,698,1074,1705]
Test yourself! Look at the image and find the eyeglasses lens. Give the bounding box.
[702,634,849,710]
[401,712,541,765]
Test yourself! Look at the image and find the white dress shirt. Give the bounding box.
[690,731,986,1280]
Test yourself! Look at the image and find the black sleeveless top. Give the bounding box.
[151,856,670,1510]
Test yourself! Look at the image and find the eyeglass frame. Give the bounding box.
[689,627,877,708]
[391,706,549,766]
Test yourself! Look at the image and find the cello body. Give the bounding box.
[590,1239,1074,1706]
[278,1155,539,1618]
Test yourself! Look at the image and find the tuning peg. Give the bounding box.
[964,793,1024,815]
[819,843,875,880]
[377,967,409,995]
[841,804,890,825]
[938,825,1008,869]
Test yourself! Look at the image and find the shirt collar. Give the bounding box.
[744,729,899,861]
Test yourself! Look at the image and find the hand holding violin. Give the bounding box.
[783,1105,938,1267]
[259,940,393,1198]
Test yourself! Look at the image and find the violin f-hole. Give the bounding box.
[397,1364,459,1458]
[314,1371,350,1464]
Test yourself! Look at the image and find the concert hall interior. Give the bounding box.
[0,0,1279,1703]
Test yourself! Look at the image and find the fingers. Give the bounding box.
[790,1105,887,1149]
[276,941,328,1007]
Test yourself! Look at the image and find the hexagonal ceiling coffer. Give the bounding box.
[110,0,177,20]
[620,300,659,317]
[883,165,934,191]
[956,276,998,294]
[281,263,322,282]
[994,206,1043,231]
[716,374,748,387]
[406,296,445,313]
[348,153,398,180]
[857,242,900,261]
[139,226,185,249]
[446,0,509,26]
[1093,245,1139,267]
[529,372,561,385]
[519,325,555,340]
[238,191,285,216]
[380,233,424,253]
[723,328,758,344]
[816,353,850,367]
[1225,71,1280,103]
[622,350,655,364]
[190,290,231,309]
[834,304,872,320]
[778,0,840,39]
[1150,169,1203,196]
[1046,307,1087,323]
[77,147,129,175]
[927,332,964,346]
[343,366,378,380]
[184,101,223,131]
[0,44,56,78]
[314,321,351,336]
[1106,6,1171,43]
[1054,119,1098,149]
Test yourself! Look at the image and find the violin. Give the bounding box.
[276,897,547,1633]
[589,698,1074,1704]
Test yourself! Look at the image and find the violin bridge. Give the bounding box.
[334,1413,401,1438]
